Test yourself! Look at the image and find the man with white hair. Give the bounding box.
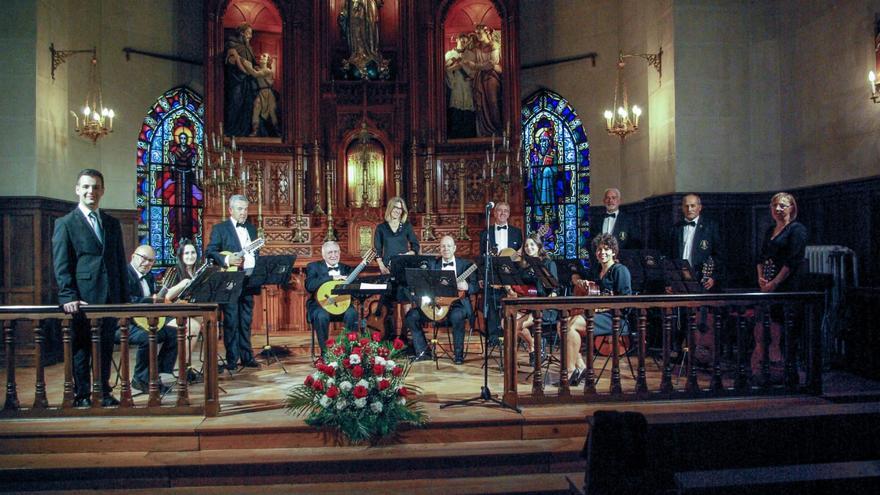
[588,188,640,251]
[305,241,359,354]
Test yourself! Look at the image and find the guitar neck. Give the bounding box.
[456,263,478,283]
[344,261,368,284]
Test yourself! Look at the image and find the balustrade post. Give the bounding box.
[783,304,798,389]
[4,320,19,411]
[204,318,220,416]
[686,308,699,394]
[531,310,544,397]
[61,319,75,408]
[33,320,48,409]
[559,310,570,397]
[147,317,161,407]
[710,307,724,392]
[89,318,103,408]
[806,301,822,395]
[176,317,190,407]
[118,319,133,408]
[584,310,596,396]
[760,305,772,388]
[660,308,673,394]
[734,305,749,391]
[610,310,622,395]
[636,308,648,394]
[502,310,518,408]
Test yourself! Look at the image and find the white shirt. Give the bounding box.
[78,204,103,243]
[440,258,456,273]
[494,224,509,250]
[327,263,341,278]
[230,218,256,270]
[682,216,699,264]
[129,261,152,298]
[602,210,618,235]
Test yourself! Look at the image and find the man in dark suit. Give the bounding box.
[206,194,260,371]
[122,244,177,394]
[405,236,478,365]
[305,241,359,354]
[668,193,724,291]
[589,188,641,251]
[52,169,130,407]
[479,201,522,343]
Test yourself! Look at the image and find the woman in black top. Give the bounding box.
[374,197,420,340]
[752,192,807,373]
[159,239,204,383]
[510,235,559,366]
[562,234,632,386]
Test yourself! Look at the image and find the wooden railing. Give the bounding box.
[501,292,824,408]
[0,304,220,417]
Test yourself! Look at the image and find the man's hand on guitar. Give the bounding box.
[457,281,468,292]
[62,300,87,314]
[228,253,244,268]
[702,277,715,290]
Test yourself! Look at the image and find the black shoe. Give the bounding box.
[569,368,583,387]
[186,368,203,384]
[73,397,92,408]
[131,379,147,393]
[241,360,260,368]
[528,351,536,367]
[218,363,233,374]
[454,356,465,365]
[101,395,120,407]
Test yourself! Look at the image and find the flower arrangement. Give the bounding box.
[285,330,427,444]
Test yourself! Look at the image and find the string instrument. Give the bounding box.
[490,223,550,258]
[316,249,377,316]
[132,262,212,331]
[761,258,778,284]
[420,263,479,321]
[219,238,265,271]
[692,256,717,366]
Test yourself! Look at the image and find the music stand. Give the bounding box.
[250,255,296,370]
[186,270,246,378]
[405,268,457,364]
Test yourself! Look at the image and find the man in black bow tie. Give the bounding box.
[122,244,177,394]
[589,188,640,251]
[405,236,477,364]
[206,194,261,371]
[305,241,359,355]
[668,193,724,291]
[479,201,523,343]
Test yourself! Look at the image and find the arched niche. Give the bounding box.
[339,122,390,208]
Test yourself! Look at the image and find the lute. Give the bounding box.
[316,249,377,316]
[420,262,479,321]
[220,238,265,272]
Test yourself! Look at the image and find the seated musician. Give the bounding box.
[305,241,359,354]
[404,235,477,365]
[158,239,203,383]
[118,244,178,395]
[562,234,632,386]
[507,235,558,367]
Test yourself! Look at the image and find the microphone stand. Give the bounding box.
[441,203,521,412]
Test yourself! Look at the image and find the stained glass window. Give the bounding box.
[136,87,205,268]
[521,90,590,261]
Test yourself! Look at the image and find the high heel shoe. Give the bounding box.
[569,368,584,387]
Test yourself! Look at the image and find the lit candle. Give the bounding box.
[231,136,236,152]
[604,110,613,130]
[219,122,224,137]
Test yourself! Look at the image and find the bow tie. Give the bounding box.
[235,222,246,229]
[604,213,617,219]
[328,265,339,270]
[442,261,454,267]
[495,225,507,230]
[684,221,696,227]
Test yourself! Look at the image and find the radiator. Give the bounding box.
[805,245,858,368]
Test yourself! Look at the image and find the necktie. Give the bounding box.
[88,211,103,243]
[604,213,617,218]
[442,261,454,267]
[496,225,507,230]
[684,221,696,227]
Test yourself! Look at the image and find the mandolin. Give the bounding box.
[219,238,265,271]
[420,262,478,321]
[692,256,716,366]
[316,249,377,316]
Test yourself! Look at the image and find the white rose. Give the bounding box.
[354,397,367,409]
[326,378,336,387]
[357,379,370,389]
[349,354,361,365]
[336,399,347,410]
[339,381,353,392]
[329,361,339,368]
[386,360,396,369]
[374,356,386,366]
[397,397,407,406]
[370,401,384,413]
[319,396,332,408]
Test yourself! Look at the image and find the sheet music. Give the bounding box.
[360,283,388,290]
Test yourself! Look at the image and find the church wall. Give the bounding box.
[777,0,880,187]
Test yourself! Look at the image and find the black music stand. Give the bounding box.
[405,268,458,364]
[251,255,296,370]
[331,282,391,334]
[187,270,246,377]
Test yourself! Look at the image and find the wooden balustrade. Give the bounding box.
[0,304,220,417]
[501,292,824,408]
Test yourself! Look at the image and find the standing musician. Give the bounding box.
[478,201,522,344]
[562,234,632,386]
[206,194,260,372]
[122,244,178,395]
[159,238,204,383]
[305,241,359,353]
[588,188,640,251]
[508,235,558,367]
[668,193,724,291]
[373,196,420,340]
[404,236,477,364]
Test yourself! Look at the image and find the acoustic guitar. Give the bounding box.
[316,249,377,316]
[693,256,716,366]
[219,238,265,271]
[420,262,478,321]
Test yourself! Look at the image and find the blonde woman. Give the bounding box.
[373,197,420,340]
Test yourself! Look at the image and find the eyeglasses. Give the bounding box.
[135,253,156,263]
[772,203,792,209]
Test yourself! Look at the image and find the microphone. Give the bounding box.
[486,201,495,209]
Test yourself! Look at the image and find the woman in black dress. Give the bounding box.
[374,197,420,339]
[752,192,807,373]
[159,239,204,382]
[510,235,559,366]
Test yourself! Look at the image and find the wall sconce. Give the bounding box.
[869,71,880,103]
[603,49,662,141]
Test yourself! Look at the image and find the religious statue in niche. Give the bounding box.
[338,0,390,80]
[156,117,204,250]
[223,23,282,137]
[529,120,557,205]
[443,22,502,138]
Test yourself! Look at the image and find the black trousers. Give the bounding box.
[72,316,117,399]
[119,323,178,384]
[308,301,359,352]
[222,294,254,366]
[405,303,470,358]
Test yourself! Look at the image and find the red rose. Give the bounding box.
[398,386,409,397]
[325,366,336,377]
[326,385,339,399]
[313,380,324,391]
[353,385,368,399]
[347,332,358,342]
[359,338,369,347]
[392,338,405,350]
[392,366,403,377]
[325,338,335,348]
[304,375,314,386]
[371,331,382,342]
[333,346,344,356]
[352,365,364,378]
[377,347,390,357]
[342,358,351,368]
[352,346,363,355]
[378,379,390,391]
[373,364,385,376]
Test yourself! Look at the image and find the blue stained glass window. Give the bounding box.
[136,87,205,268]
[521,90,590,261]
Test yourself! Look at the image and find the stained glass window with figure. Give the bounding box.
[136,87,205,268]
[521,90,590,261]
